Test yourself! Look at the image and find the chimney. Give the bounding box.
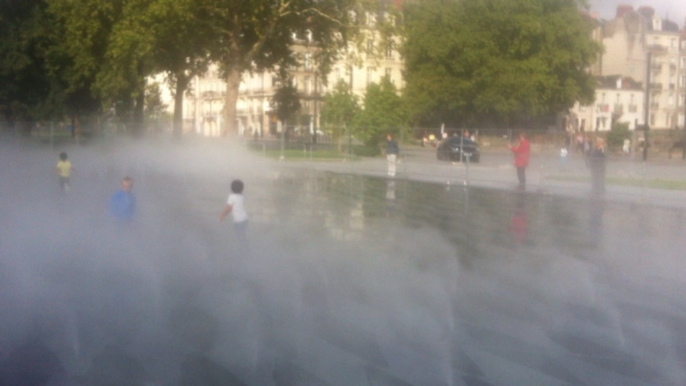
[637,6,654,19]
[616,78,623,90]
[616,5,633,18]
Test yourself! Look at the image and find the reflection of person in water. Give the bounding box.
[385,180,396,216]
[588,197,604,249]
[509,193,527,244]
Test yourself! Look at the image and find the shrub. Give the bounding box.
[606,122,631,149]
[351,145,381,157]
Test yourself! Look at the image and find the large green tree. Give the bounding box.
[402,0,601,127]
[321,79,360,139]
[354,75,406,146]
[198,0,367,135]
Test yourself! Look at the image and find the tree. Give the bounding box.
[46,0,213,136]
[354,75,406,146]
[402,0,601,127]
[271,82,301,126]
[198,0,364,135]
[0,0,63,123]
[321,79,360,139]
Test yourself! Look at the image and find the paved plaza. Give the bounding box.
[1,139,685,386]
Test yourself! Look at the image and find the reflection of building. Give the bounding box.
[157,3,405,137]
[677,28,686,128]
[584,5,684,130]
[570,76,644,131]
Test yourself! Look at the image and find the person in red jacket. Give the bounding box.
[508,132,530,189]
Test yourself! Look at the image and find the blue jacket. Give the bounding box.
[109,190,136,221]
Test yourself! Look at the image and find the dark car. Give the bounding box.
[437,136,480,162]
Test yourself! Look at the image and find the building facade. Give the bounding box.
[570,76,645,132]
[587,5,684,130]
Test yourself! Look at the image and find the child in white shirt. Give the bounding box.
[219,179,248,240]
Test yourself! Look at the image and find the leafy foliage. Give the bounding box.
[354,76,406,146]
[271,82,301,124]
[402,0,601,127]
[321,79,360,138]
[606,121,631,149]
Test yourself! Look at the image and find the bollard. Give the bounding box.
[464,153,471,186]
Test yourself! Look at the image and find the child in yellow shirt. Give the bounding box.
[55,152,73,192]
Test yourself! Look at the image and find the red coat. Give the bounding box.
[510,139,530,168]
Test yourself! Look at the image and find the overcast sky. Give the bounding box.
[588,1,686,27]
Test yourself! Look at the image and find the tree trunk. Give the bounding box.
[222,66,241,136]
[173,74,188,138]
[132,79,145,137]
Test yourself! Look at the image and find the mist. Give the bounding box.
[1,138,685,386]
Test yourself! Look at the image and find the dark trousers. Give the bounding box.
[516,167,526,187]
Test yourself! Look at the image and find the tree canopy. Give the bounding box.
[354,75,406,145]
[402,0,601,127]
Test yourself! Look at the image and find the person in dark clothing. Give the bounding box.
[588,137,606,195]
[386,133,400,177]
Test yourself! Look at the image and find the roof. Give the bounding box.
[595,76,644,91]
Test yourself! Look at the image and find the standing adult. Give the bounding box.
[508,132,530,189]
[588,137,606,195]
[386,133,399,177]
[109,176,136,222]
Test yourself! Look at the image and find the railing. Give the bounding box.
[613,104,624,114]
[597,104,610,113]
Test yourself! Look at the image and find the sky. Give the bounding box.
[588,0,686,27]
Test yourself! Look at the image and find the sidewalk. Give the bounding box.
[274,145,686,209]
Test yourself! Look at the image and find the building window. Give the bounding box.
[601,93,606,102]
[367,67,374,86]
[681,75,686,88]
[367,39,374,54]
[385,68,392,82]
[366,12,376,27]
[630,93,634,103]
[386,43,394,59]
[304,53,312,70]
[616,93,620,103]
[304,76,311,95]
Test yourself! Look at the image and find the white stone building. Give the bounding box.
[570,76,645,132]
[587,5,684,130]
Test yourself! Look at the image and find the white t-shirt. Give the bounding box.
[227,193,248,223]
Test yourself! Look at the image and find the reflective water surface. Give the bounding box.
[2,160,685,386]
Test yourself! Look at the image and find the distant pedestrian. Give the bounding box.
[508,132,530,189]
[386,133,399,178]
[219,179,249,244]
[588,138,606,195]
[55,152,74,192]
[109,177,136,222]
[576,132,584,153]
[560,147,568,166]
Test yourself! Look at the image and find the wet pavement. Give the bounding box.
[1,139,686,386]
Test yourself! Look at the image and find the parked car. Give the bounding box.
[436,136,480,162]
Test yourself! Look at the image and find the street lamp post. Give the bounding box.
[643,51,652,162]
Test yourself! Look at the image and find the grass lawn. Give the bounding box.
[549,175,686,191]
[256,148,359,161]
